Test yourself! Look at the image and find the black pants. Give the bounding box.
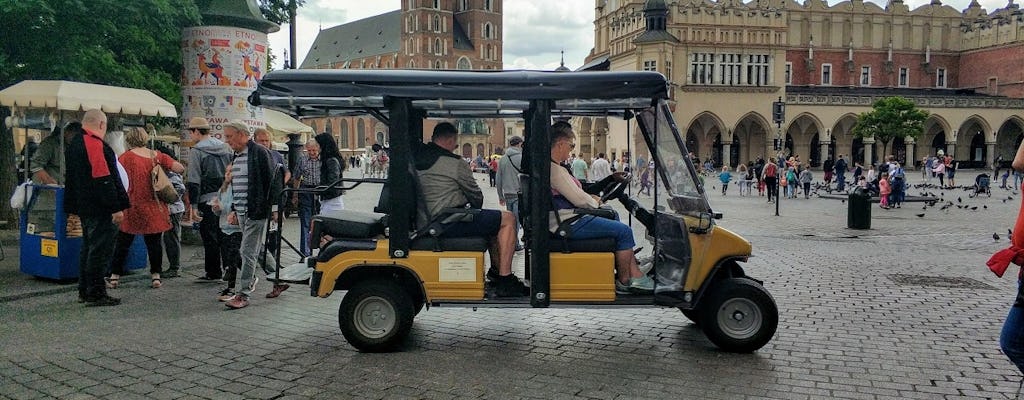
[110,231,164,275]
[198,203,225,279]
[221,232,242,289]
[78,214,117,300]
[765,177,778,200]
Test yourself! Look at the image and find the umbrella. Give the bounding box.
[0,80,177,117]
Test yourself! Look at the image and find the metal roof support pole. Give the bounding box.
[525,100,552,308]
[385,96,415,258]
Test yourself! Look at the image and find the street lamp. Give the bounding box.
[772,97,785,216]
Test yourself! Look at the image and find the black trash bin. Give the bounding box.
[847,188,871,229]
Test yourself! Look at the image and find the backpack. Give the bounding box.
[764,163,777,178]
[196,149,230,195]
[891,167,905,180]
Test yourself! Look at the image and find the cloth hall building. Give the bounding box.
[577,0,1024,169]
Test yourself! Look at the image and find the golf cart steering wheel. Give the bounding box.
[600,173,632,203]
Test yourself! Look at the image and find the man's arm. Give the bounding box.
[29,138,57,184]
[456,159,484,208]
[495,158,506,199]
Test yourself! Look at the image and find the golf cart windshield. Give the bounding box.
[638,103,711,217]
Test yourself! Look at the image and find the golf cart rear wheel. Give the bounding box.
[338,280,414,352]
[699,277,778,353]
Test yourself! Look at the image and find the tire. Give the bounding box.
[338,280,415,352]
[699,277,778,353]
[679,308,701,326]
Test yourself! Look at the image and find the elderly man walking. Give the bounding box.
[496,135,525,251]
[291,139,321,257]
[221,121,283,309]
[65,109,130,306]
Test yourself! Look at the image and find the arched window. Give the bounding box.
[434,38,442,55]
[484,0,492,11]
[376,132,385,145]
[484,23,492,39]
[435,60,443,69]
[325,119,333,134]
[409,60,416,68]
[433,0,440,9]
[357,119,366,148]
[457,57,471,70]
[339,121,349,149]
[459,0,467,11]
[433,14,440,32]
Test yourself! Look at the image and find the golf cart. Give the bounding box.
[249,69,777,353]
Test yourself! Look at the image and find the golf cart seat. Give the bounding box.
[313,210,386,239]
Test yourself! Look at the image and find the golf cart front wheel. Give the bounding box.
[338,280,414,352]
[699,277,778,353]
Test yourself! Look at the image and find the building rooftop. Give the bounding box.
[300,11,400,69]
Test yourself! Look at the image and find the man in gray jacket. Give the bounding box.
[415,122,527,297]
[495,135,524,251]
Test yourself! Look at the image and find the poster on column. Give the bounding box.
[181,25,268,139]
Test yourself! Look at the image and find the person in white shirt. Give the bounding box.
[590,153,613,182]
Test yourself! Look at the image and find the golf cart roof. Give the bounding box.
[249,69,669,119]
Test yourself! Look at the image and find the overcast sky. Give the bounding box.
[267,0,1010,72]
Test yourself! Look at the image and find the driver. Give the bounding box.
[549,121,654,294]
[415,122,528,297]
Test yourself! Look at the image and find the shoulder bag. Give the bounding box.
[151,150,179,203]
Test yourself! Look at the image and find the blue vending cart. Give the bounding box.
[20,185,146,280]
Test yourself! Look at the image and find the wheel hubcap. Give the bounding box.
[717,298,762,339]
[353,296,396,339]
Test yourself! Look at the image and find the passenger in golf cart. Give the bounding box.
[414,122,528,297]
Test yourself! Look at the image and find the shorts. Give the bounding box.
[439,209,502,237]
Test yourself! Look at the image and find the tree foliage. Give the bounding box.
[256,0,305,25]
[852,96,929,159]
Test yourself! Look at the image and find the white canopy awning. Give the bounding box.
[0,80,178,117]
[263,108,313,136]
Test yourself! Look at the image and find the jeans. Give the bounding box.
[568,215,635,251]
[236,213,268,298]
[163,212,182,270]
[504,194,522,248]
[78,214,117,300]
[1002,281,1024,373]
[221,232,242,289]
[297,192,316,257]
[198,204,224,279]
[836,173,846,191]
[110,232,163,275]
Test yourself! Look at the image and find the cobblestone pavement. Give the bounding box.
[1,171,1023,399]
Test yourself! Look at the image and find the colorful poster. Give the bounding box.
[181,26,268,138]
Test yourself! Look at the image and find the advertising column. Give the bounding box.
[181,25,269,138]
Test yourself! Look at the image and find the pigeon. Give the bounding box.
[984,205,988,209]
[922,205,928,210]
[958,197,962,203]
[970,206,978,210]
[994,232,1001,241]
[841,199,846,204]
[916,213,925,218]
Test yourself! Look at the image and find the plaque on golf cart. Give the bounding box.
[438,258,476,282]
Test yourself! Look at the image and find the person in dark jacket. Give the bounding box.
[220,121,283,309]
[64,109,129,306]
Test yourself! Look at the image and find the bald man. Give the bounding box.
[65,109,130,306]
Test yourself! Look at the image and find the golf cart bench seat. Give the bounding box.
[315,210,386,239]
[549,237,617,253]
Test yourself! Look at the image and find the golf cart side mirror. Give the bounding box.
[690,211,715,233]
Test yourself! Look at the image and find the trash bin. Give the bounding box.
[847,188,871,229]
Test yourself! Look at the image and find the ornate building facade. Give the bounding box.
[579,0,1024,169]
[298,0,506,157]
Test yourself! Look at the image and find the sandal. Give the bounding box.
[105,277,119,289]
[151,278,162,289]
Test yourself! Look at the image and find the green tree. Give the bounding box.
[256,0,305,25]
[852,96,929,162]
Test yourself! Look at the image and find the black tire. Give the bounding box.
[679,308,701,326]
[338,280,415,352]
[413,297,425,316]
[699,277,778,353]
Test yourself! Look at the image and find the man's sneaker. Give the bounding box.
[266,284,289,298]
[493,274,529,297]
[163,269,180,278]
[217,288,236,302]
[225,295,249,309]
[84,295,121,307]
[486,267,501,282]
[615,276,655,295]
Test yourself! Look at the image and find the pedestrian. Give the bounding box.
[496,135,524,251]
[639,162,652,196]
[890,163,906,208]
[106,127,185,290]
[736,163,749,196]
[221,120,283,309]
[1003,169,1011,189]
[834,154,848,191]
[488,155,499,187]
[162,168,186,279]
[822,157,834,188]
[799,166,813,199]
[590,153,612,182]
[993,137,1024,388]
[922,156,931,182]
[784,166,797,199]
[718,166,731,196]
[212,168,242,302]
[571,153,589,182]
[947,159,958,187]
[314,132,346,215]
[185,117,232,282]
[1016,169,1023,190]
[933,159,946,187]
[292,139,322,257]
[64,110,129,306]
[254,128,291,283]
[762,160,778,203]
[30,123,78,185]
[878,172,891,209]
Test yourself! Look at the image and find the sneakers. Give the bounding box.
[163,269,180,278]
[225,295,250,309]
[615,275,654,295]
[486,267,501,282]
[217,288,236,302]
[266,284,289,298]
[84,295,121,307]
[492,274,529,297]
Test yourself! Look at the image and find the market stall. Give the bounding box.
[1,80,178,279]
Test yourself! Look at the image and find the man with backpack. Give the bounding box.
[889,162,906,208]
[185,117,233,282]
[761,160,779,203]
[834,154,849,191]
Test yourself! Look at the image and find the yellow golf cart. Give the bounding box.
[250,69,777,353]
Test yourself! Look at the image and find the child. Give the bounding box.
[878,172,891,209]
[785,166,798,199]
[211,167,242,302]
[1002,169,1010,189]
[718,166,731,195]
[639,165,652,196]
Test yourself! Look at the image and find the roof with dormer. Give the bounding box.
[300,11,400,69]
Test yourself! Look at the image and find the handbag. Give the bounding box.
[9,181,32,209]
[150,150,178,204]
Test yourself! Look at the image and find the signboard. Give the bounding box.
[181,26,269,138]
[438,258,477,282]
[40,239,58,258]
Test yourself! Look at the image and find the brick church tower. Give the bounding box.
[399,0,502,70]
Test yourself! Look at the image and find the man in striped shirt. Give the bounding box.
[221,120,283,309]
[292,140,321,257]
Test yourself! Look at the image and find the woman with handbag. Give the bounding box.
[107,127,185,289]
